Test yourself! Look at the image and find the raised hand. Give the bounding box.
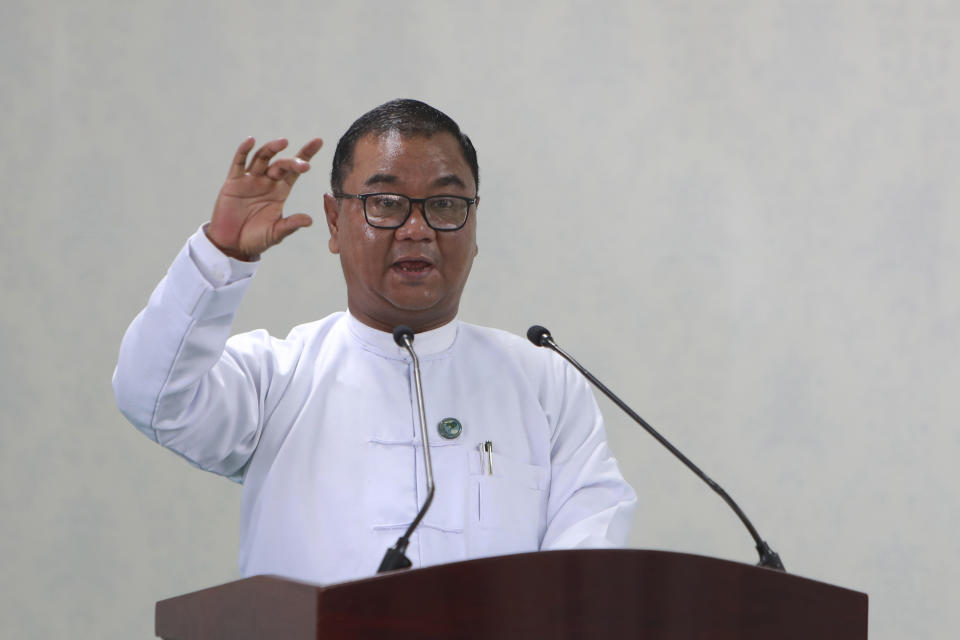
[206,137,324,261]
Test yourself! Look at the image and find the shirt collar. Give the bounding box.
[345,310,459,358]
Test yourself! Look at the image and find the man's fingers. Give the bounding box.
[273,213,313,243]
[276,138,323,186]
[228,137,256,178]
[229,137,321,182]
[265,157,310,182]
[296,138,324,162]
[249,138,289,175]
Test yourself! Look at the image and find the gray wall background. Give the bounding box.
[2,1,957,637]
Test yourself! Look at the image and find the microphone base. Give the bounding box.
[756,541,786,571]
[377,544,413,573]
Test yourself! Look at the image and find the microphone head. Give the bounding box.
[527,325,552,347]
[393,325,415,347]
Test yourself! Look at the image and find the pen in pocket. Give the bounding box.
[479,441,494,475]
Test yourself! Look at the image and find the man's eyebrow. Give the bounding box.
[363,173,398,187]
[430,174,467,189]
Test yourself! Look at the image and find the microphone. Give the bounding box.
[377,325,436,573]
[527,325,785,571]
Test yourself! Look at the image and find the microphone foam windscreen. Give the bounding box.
[393,325,415,347]
[526,325,551,347]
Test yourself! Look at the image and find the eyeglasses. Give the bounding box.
[335,192,478,231]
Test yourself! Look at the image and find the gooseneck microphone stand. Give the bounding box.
[377,326,436,573]
[527,325,785,571]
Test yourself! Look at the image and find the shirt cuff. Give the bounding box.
[188,224,260,287]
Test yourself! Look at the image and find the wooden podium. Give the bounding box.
[155,550,867,639]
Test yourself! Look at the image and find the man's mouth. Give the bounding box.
[393,259,433,274]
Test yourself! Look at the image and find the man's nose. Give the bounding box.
[395,201,435,240]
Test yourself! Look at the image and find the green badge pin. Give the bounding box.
[437,417,463,440]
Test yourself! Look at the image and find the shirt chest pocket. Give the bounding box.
[474,451,549,542]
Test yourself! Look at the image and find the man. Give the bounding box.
[114,99,636,585]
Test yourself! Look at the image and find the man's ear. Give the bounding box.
[323,193,341,254]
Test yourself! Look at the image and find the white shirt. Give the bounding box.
[113,228,637,584]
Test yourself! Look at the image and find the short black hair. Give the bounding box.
[330,99,479,194]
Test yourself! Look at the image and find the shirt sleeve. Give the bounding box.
[189,224,259,287]
[539,359,637,550]
[112,226,274,482]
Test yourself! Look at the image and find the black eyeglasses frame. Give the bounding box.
[334,192,479,231]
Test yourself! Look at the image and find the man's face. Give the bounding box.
[323,131,479,333]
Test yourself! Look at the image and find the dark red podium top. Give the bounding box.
[156,549,867,639]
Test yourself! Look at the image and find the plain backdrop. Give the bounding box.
[2,1,958,638]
